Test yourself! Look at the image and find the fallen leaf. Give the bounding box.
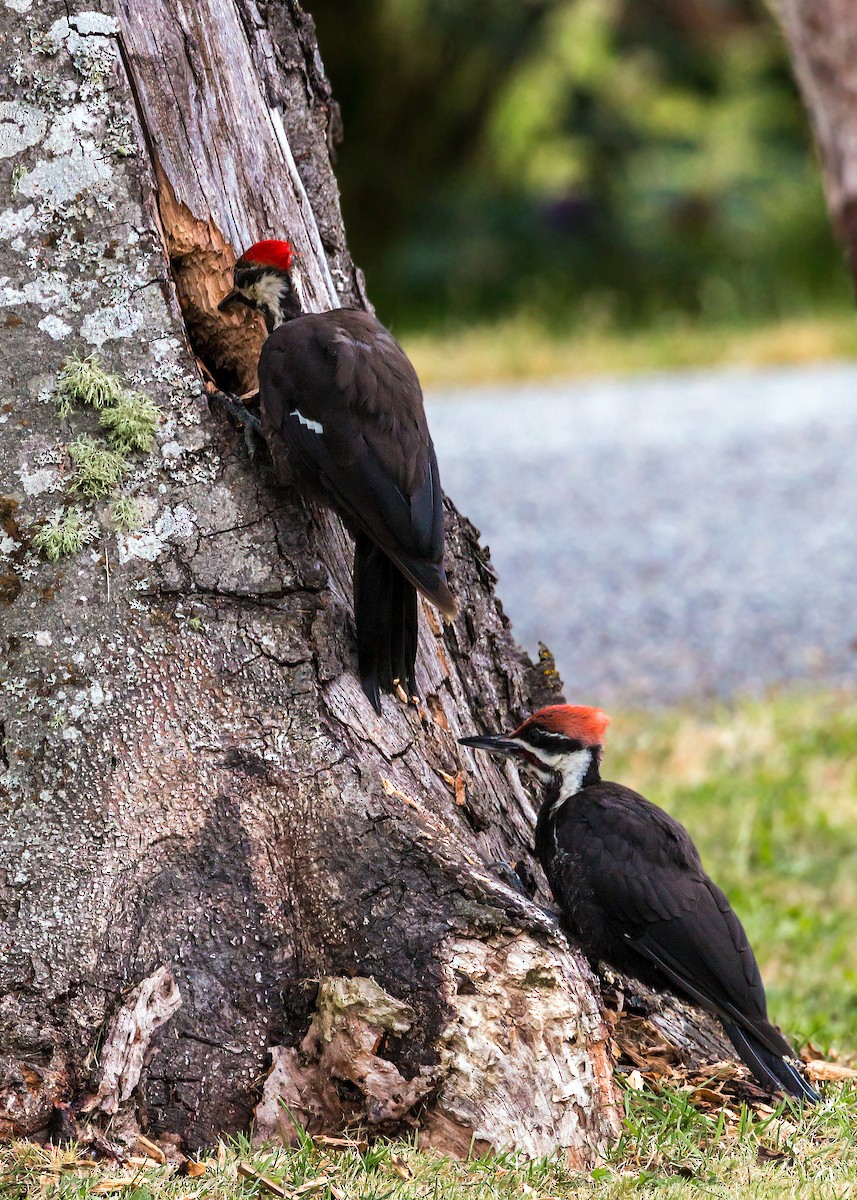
[757,1146,790,1162]
[186,1161,207,1178]
[389,1155,413,1180]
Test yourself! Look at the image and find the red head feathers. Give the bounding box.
[237,239,294,273]
[516,704,610,747]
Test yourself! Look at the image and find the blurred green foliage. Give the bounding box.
[310,0,852,332]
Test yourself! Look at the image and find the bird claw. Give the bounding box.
[490,860,536,899]
[208,386,263,458]
[244,422,260,460]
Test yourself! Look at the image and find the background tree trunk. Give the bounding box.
[0,0,737,1162]
[779,0,857,284]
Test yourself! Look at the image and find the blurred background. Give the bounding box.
[312,0,857,1052]
[313,0,854,351]
[312,0,857,708]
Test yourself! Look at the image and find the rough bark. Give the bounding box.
[0,0,622,1162]
[779,0,857,283]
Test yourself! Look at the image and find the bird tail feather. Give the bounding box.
[354,534,418,713]
[391,551,456,621]
[722,1020,819,1103]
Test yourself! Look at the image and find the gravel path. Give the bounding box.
[427,361,857,706]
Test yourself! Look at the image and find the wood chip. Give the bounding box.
[237,1162,289,1198]
[453,772,466,806]
[806,1059,857,1082]
[424,606,442,636]
[136,1135,166,1164]
[313,1136,368,1153]
[186,1161,207,1177]
[381,777,418,807]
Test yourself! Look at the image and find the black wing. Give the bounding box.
[557,785,793,1057]
[259,311,453,614]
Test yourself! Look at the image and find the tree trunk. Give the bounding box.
[779,0,857,283]
[0,0,624,1161]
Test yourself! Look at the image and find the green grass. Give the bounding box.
[609,691,857,1054]
[3,1091,857,1200]
[2,691,856,1196]
[403,309,857,388]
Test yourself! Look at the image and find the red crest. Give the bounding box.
[515,704,610,747]
[237,239,294,272]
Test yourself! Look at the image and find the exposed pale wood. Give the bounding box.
[84,967,182,1117]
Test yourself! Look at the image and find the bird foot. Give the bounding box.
[207,384,263,458]
[490,860,536,899]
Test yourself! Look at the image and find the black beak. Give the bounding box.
[218,289,251,312]
[459,733,519,757]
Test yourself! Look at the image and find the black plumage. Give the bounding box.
[536,780,818,1102]
[460,705,818,1103]
[219,245,454,711]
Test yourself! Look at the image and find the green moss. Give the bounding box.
[109,496,141,531]
[99,390,160,453]
[67,436,127,499]
[31,507,95,561]
[56,353,125,414]
[39,356,161,562]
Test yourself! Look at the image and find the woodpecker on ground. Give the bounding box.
[459,705,819,1103]
[218,239,456,712]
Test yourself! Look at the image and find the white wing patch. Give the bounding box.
[290,408,324,434]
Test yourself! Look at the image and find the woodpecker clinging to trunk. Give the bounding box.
[218,239,456,712]
[460,705,819,1103]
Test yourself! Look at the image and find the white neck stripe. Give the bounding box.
[548,748,593,813]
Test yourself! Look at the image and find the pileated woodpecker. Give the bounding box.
[218,240,456,712]
[460,705,819,1103]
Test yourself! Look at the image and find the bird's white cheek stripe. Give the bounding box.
[290,408,324,434]
[549,749,593,813]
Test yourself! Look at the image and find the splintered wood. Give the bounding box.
[85,966,182,1116]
